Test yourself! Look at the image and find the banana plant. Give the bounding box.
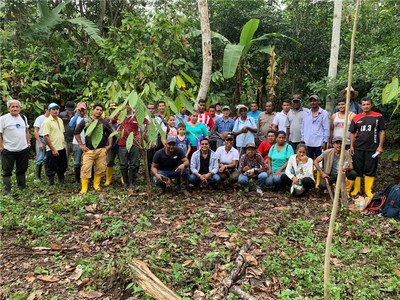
[382,76,400,116]
[222,18,299,104]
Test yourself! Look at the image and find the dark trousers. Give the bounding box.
[307,146,322,160]
[281,174,315,192]
[318,170,357,189]
[46,149,68,178]
[1,147,30,177]
[353,150,378,177]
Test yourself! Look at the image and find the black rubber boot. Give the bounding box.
[3,176,12,194]
[74,167,81,183]
[35,164,42,181]
[48,176,55,186]
[128,169,137,188]
[121,168,129,189]
[16,174,26,189]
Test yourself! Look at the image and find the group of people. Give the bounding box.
[0,86,386,198]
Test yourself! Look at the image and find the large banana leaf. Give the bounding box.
[68,17,104,44]
[382,76,399,104]
[223,44,244,79]
[240,19,259,48]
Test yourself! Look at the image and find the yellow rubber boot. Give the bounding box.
[93,176,102,191]
[350,177,361,197]
[315,171,321,188]
[104,167,113,187]
[364,176,375,198]
[346,179,354,196]
[79,179,89,195]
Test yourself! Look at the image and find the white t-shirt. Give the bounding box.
[272,111,288,132]
[0,113,29,151]
[215,145,240,165]
[33,114,48,136]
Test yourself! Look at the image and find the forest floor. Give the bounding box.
[1,159,399,300]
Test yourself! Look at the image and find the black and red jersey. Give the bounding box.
[349,111,386,151]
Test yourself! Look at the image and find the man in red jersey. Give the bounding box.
[349,97,386,198]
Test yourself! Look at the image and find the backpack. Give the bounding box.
[366,184,400,220]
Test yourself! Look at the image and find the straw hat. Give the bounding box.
[339,87,359,99]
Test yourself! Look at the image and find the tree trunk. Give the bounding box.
[97,0,106,29]
[326,0,342,113]
[197,0,213,102]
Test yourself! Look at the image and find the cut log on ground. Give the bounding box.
[128,259,179,300]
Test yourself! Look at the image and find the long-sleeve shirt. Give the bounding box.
[301,107,330,147]
[190,149,219,175]
[238,153,267,174]
[285,155,314,181]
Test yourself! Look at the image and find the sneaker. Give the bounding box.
[256,188,263,195]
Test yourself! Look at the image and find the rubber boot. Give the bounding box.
[48,176,55,186]
[364,176,375,198]
[93,176,102,191]
[3,176,12,194]
[58,173,65,185]
[128,169,137,188]
[104,167,113,187]
[350,177,361,197]
[74,167,81,184]
[16,174,26,189]
[315,171,321,188]
[121,168,129,188]
[35,164,42,181]
[345,179,354,197]
[79,179,89,195]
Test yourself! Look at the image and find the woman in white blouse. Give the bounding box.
[281,144,315,196]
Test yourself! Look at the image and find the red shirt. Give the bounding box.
[113,114,149,147]
[258,141,273,160]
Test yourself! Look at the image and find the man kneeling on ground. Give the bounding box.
[151,136,189,191]
[215,134,239,186]
[189,137,220,188]
[314,136,357,195]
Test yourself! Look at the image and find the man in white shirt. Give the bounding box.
[272,99,291,132]
[215,134,240,186]
[33,104,50,181]
[0,99,31,194]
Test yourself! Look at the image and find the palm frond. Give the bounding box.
[68,17,104,44]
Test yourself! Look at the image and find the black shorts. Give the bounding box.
[353,149,378,176]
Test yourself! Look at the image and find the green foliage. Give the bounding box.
[382,76,400,116]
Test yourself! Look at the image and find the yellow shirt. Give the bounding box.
[42,116,65,151]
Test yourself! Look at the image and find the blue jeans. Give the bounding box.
[266,172,284,187]
[188,173,221,186]
[152,169,188,188]
[238,172,268,189]
[35,137,47,165]
[72,144,83,168]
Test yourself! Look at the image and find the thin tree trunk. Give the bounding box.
[323,1,361,299]
[197,0,213,102]
[97,0,106,29]
[326,0,342,113]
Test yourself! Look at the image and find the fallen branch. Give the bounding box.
[211,240,253,300]
[128,259,179,300]
[230,285,256,300]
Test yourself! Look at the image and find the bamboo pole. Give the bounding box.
[323,0,362,299]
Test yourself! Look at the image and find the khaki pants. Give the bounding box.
[81,148,107,179]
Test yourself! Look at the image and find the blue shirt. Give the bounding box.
[214,117,235,135]
[301,107,330,147]
[175,114,189,127]
[247,110,262,123]
[232,117,257,147]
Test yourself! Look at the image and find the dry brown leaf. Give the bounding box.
[50,243,62,250]
[330,257,343,266]
[27,290,43,300]
[242,253,258,266]
[321,216,330,221]
[193,289,206,300]
[77,278,90,289]
[254,226,275,235]
[215,231,229,238]
[78,290,103,299]
[359,247,372,254]
[394,269,400,277]
[85,204,97,213]
[182,259,194,267]
[273,206,289,211]
[229,232,239,242]
[26,276,36,283]
[69,265,83,281]
[36,275,60,283]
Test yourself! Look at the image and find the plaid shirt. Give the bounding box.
[238,153,268,174]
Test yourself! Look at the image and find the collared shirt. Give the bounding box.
[286,107,309,143]
[42,116,65,151]
[233,117,257,147]
[238,153,267,173]
[301,107,330,147]
[272,111,288,131]
[257,111,276,141]
[197,112,215,131]
[214,117,235,135]
[215,145,239,165]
